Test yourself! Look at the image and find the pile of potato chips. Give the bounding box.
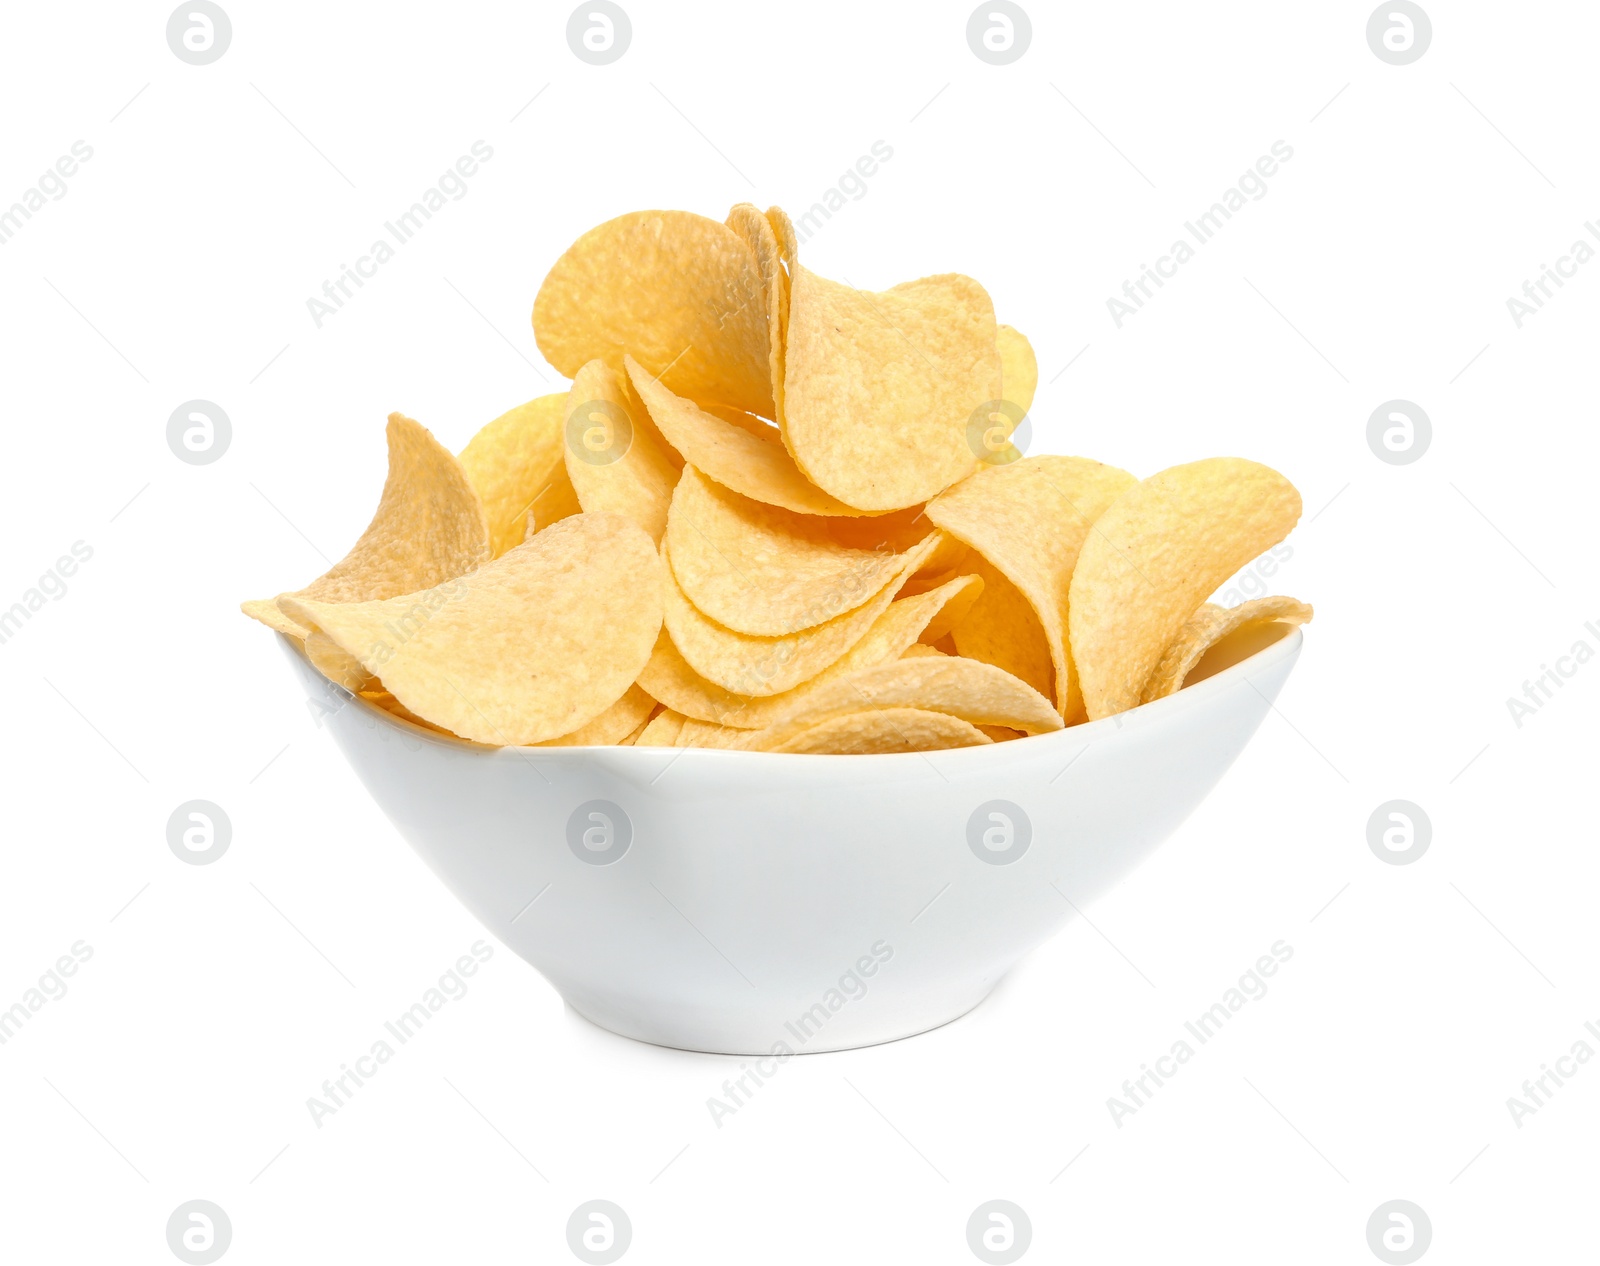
[243,205,1311,754]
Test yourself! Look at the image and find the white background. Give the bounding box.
[1,1,1595,1262]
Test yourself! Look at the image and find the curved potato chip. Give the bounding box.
[661,534,940,695]
[537,684,656,746]
[629,361,866,517]
[1142,596,1313,703]
[242,414,489,638]
[766,206,798,276]
[666,466,925,635]
[726,203,787,423]
[359,686,458,736]
[533,209,773,417]
[747,655,1061,752]
[944,554,1055,702]
[767,708,992,755]
[927,455,1136,719]
[674,717,749,749]
[281,513,662,746]
[304,629,374,692]
[564,360,681,544]
[635,709,687,746]
[459,394,581,557]
[1069,458,1303,719]
[996,324,1038,416]
[618,711,657,745]
[638,573,980,727]
[782,266,1001,511]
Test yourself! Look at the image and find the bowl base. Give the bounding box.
[560,975,1003,1056]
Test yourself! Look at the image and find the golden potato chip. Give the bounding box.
[533,209,774,418]
[241,598,304,637]
[1142,597,1313,703]
[242,414,489,638]
[281,513,662,745]
[564,360,681,544]
[304,629,374,692]
[782,266,1001,511]
[942,554,1054,701]
[927,455,1136,719]
[674,717,750,749]
[996,324,1038,415]
[726,203,787,423]
[666,466,928,635]
[359,686,458,736]
[617,711,657,745]
[459,394,580,557]
[635,709,687,746]
[537,684,656,746]
[1069,458,1303,719]
[901,644,947,658]
[629,361,865,516]
[636,573,981,727]
[661,534,941,694]
[766,206,798,278]
[978,725,1024,742]
[767,708,992,755]
[744,655,1061,752]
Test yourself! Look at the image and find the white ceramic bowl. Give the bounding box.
[280,628,1303,1054]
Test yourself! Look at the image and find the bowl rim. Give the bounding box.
[280,623,1304,765]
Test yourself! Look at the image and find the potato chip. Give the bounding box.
[744,655,1061,752]
[304,629,374,692]
[996,324,1038,415]
[533,209,774,418]
[564,360,681,544]
[766,206,798,278]
[537,684,656,746]
[942,554,1054,701]
[726,203,787,423]
[1069,458,1303,719]
[927,455,1136,719]
[459,394,581,557]
[661,534,941,694]
[636,573,981,727]
[1142,597,1313,703]
[281,512,662,745]
[243,414,489,639]
[617,712,656,745]
[902,644,947,658]
[666,466,928,635]
[767,708,992,755]
[635,709,687,746]
[358,686,457,736]
[782,266,1001,511]
[674,717,750,749]
[629,361,865,516]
